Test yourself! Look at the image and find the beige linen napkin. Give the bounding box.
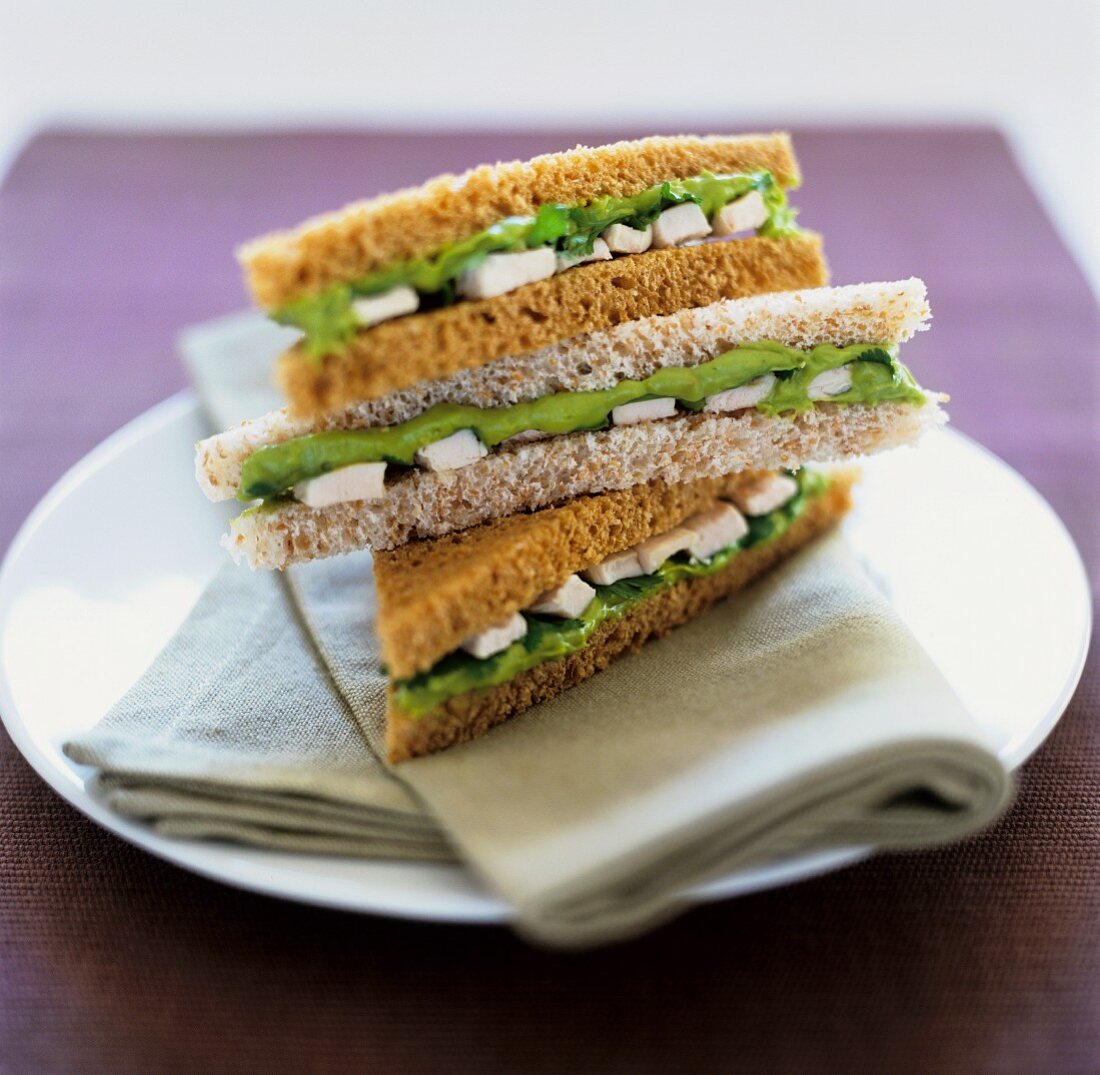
[63,312,1012,947]
[64,562,453,861]
[294,541,1012,945]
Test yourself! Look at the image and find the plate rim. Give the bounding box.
[0,390,1091,924]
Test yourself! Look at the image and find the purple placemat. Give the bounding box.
[1,126,1097,1072]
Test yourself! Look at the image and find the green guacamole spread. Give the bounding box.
[237,342,923,501]
[275,170,799,355]
[391,468,828,716]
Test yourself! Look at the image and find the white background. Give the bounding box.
[1,0,1098,293]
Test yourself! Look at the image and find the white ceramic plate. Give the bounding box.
[0,394,1091,923]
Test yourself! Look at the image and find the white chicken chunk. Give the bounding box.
[650,203,711,249]
[456,248,557,301]
[633,526,697,574]
[703,374,777,413]
[460,612,528,660]
[350,286,419,327]
[729,473,800,517]
[294,462,387,508]
[683,504,749,561]
[807,365,854,400]
[527,574,596,619]
[600,222,653,254]
[582,549,646,586]
[414,429,487,472]
[611,397,677,426]
[555,237,612,273]
[711,190,768,236]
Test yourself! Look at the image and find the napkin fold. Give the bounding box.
[64,564,454,862]
[294,540,1012,945]
[63,312,1012,947]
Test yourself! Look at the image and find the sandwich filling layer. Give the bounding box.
[237,342,924,504]
[391,468,826,717]
[276,170,798,355]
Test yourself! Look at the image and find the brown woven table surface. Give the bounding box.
[1,126,1097,1072]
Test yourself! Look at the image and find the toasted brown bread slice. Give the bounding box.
[384,474,854,763]
[239,132,801,311]
[277,233,827,416]
[374,470,778,680]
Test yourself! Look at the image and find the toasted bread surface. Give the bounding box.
[385,476,853,762]
[278,233,828,416]
[240,133,800,310]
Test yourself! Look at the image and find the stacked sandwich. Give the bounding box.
[196,133,943,761]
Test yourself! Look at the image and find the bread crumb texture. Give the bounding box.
[223,399,943,569]
[240,133,800,309]
[384,477,853,762]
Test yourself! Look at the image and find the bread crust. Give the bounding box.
[384,477,853,763]
[374,470,776,679]
[277,233,828,416]
[239,133,800,310]
[223,399,943,568]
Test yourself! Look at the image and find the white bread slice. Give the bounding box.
[196,279,930,501]
[223,398,945,568]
